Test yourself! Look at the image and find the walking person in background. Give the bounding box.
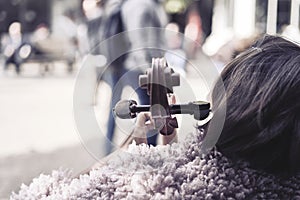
[3,22,23,74]
[86,0,168,154]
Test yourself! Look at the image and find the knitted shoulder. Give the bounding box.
[11,169,74,199]
[10,133,198,199]
[107,131,200,172]
[199,150,300,199]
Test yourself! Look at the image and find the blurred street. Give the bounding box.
[0,63,99,199]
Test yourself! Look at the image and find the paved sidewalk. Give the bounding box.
[0,64,104,198]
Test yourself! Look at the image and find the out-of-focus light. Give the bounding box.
[165,0,185,14]
[34,26,50,41]
[166,23,179,33]
[4,45,15,57]
[234,0,256,38]
[165,23,181,49]
[9,22,21,36]
[282,25,300,43]
[184,23,199,41]
[83,0,102,19]
[19,44,32,59]
[202,30,234,56]
[83,0,98,11]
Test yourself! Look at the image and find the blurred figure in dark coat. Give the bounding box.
[85,0,168,154]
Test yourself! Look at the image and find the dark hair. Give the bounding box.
[213,35,300,175]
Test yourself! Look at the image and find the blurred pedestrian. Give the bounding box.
[3,22,23,74]
[87,0,168,154]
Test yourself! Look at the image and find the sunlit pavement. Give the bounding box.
[0,52,217,198]
[0,63,101,198]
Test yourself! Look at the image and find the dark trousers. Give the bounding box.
[103,67,157,154]
[5,53,21,74]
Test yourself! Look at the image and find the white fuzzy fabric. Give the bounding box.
[11,131,300,199]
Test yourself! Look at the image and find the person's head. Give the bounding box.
[212,35,300,176]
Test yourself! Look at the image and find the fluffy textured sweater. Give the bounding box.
[11,131,300,199]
